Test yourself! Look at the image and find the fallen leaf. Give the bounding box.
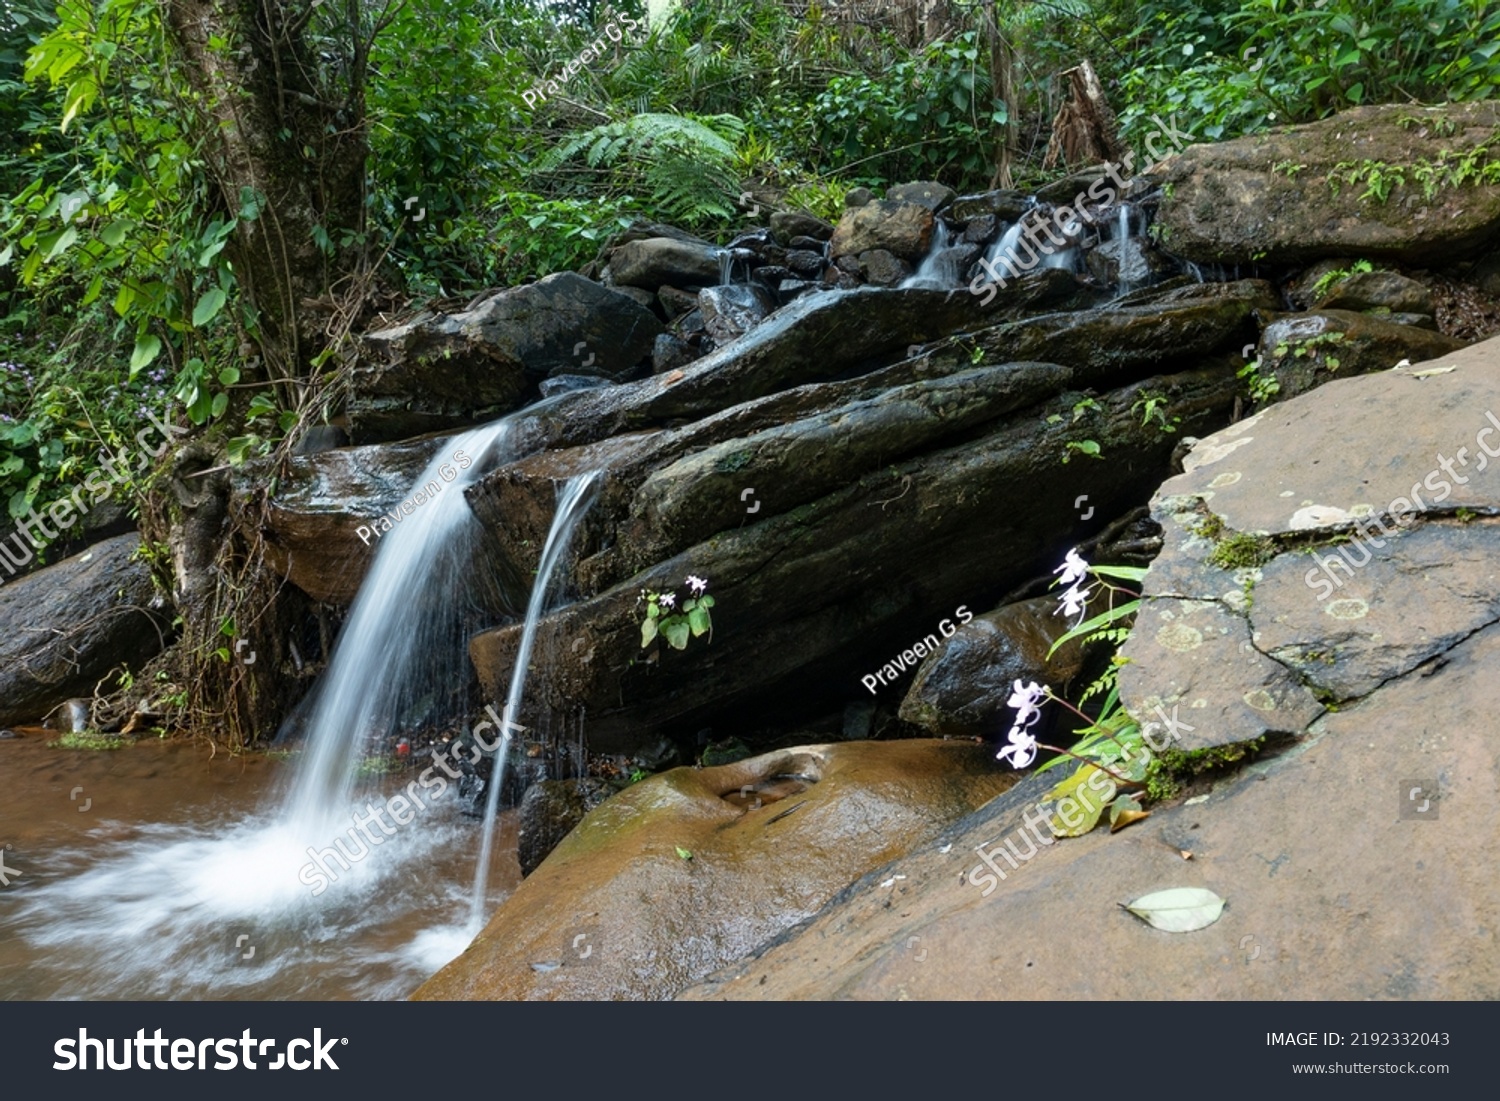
[1123,887,1225,932]
[1108,795,1151,832]
[675,846,693,860]
[1044,764,1116,837]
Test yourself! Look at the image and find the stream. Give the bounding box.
[0,727,519,1000]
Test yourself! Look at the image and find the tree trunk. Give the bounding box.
[163,0,369,384]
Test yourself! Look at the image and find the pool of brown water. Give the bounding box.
[0,731,519,1000]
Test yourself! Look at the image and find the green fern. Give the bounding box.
[535,112,745,226]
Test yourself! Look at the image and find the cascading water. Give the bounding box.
[282,417,521,843]
[901,221,958,290]
[468,471,600,929]
[718,247,735,285]
[1,411,555,998]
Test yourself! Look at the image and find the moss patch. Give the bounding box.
[48,731,126,751]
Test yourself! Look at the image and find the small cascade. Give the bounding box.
[1186,261,1206,283]
[1112,203,1142,294]
[468,471,601,928]
[901,221,958,290]
[987,220,1027,270]
[281,415,523,841]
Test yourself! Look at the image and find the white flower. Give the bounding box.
[1053,547,1089,587]
[997,727,1038,769]
[998,679,1046,769]
[659,593,676,610]
[685,575,708,596]
[1006,679,1046,730]
[1057,581,1091,621]
[1053,547,1092,622]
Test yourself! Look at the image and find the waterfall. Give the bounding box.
[1117,203,1132,242]
[987,220,1026,271]
[901,221,957,290]
[468,471,601,927]
[281,416,521,840]
[718,247,734,286]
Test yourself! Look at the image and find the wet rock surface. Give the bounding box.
[898,596,1091,737]
[413,739,1013,1000]
[0,534,173,726]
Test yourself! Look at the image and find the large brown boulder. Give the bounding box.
[0,534,172,727]
[413,739,1013,1000]
[1151,101,1500,266]
[829,200,935,263]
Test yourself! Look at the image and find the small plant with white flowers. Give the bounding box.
[639,574,716,652]
[995,547,1160,837]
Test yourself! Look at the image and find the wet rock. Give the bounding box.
[948,190,1031,223]
[769,211,834,245]
[776,279,822,303]
[352,273,661,442]
[829,200,935,263]
[845,187,874,208]
[1085,236,1178,288]
[610,285,659,311]
[1377,311,1438,330]
[1257,310,1466,403]
[291,425,349,456]
[858,248,912,287]
[1314,271,1433,315]
[609,237,723,289]
[658,286,699,318]
[787,236,827,252]
[652,333,700,374]
[698,285,775,345]
[961,214,998,246]
[241,434,445,604]
[539,375,612,398]
[468,363,1238,751]
[516,777,616,876]
[783,248,825,277]
[898,596,1091,737]
[887,180,957,211]
[1036,166,1109,204]
[0,534,173,727]
[1152,101,1500,265]
[413,740,1013,1000]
